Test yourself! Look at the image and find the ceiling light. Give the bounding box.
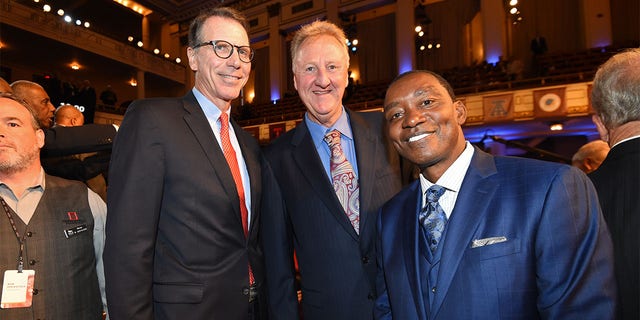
[75,19,82,25]
[509,0,518,6]
[164,53,170,58]
[84,21,90,28]
[415,26,422,33]
[153,48,160,54]
[64,15,72,23]
[137,41,143,47]
[175,58,181,63]
[510,7,518,14]
[43,4,51,12]
[57,9,64,16]
[550,123,564,131]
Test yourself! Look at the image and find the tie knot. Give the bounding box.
[426,185,445,203]
[219,112,229,128]
[323,130,341,149]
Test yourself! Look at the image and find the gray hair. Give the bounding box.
[290,20,349,72]
[591,48,640,129]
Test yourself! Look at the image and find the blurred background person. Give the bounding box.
[571,139,610,173]
[589,48,640,320]
[40,104,109,201]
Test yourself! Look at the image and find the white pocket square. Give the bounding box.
[471,236,508,248]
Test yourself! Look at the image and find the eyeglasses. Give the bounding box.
[193,40,254,63]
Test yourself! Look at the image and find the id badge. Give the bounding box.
[1,270,35,308]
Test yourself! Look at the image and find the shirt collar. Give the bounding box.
[193,87,227,121]
[0,168,46,196]
[611,135,640,149]
[420,141,474,193]
[305,106,353,145]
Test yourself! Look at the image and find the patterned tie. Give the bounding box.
[324,129,360,234]
[219,112,254,284]
[418,185,447,253]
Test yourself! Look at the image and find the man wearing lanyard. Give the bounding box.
[0,93,108,319]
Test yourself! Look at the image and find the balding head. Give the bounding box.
[11,80,56,129]
[572,140,610,174]
[55,105,85,127]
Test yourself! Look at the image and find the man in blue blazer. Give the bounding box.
[375,70,616,319]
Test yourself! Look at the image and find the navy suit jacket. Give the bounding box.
[590,137,640,320]
[104,91,268,319]
[376,147,616,319]
[262,109,403,320]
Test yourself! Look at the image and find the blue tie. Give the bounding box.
[419,185,447,253]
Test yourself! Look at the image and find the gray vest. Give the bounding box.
[0,175,102,320]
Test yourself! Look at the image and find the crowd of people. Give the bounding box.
[0,6,638,320]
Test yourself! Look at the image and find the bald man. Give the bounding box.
[55,104,85,127]
[10,80,116,157]
[11,80,56,129]
[571,140,610,174]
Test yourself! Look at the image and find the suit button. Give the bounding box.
[242,287,250,296]
[29,259,36,265]
[32,288,39,295]
[361,256,369,264]
[432,287,437,293]
[26,231,33,237]
[368,293,375,300]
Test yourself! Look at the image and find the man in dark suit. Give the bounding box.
[589,48,640,320]
[262,20,403,320]
[375,70,616,319]
[104,7,268,319]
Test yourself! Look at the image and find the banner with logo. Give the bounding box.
[269,123,286,141]
[534,87,566,118]
[483,94,513,122]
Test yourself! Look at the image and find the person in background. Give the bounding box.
[262,20,403,320]
[0,93,108,319]
[10,80,117,158]
[104,7,270,320]
[571,139,610,173]
[41,105,109,202]
[589,48,640,320]
[375,70,616,319]
[99,85,118,107]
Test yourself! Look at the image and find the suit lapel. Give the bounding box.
[291,121,359,240]
[400,182,429,320]
[232,118,261,236]
[181,93,243,227]
[430,148,499,318]
[349,110,377,239]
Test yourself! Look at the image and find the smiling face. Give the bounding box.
[384,72,467,182]
[293,34,349,127]
[187,16,251,112]
[0,97,44,176]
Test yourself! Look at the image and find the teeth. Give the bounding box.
[408,133,429,142]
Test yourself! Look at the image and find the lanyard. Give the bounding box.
[0,196,28,272]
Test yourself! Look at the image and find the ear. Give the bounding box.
[293,74,298,91]
[187,47,198,72]
[36,128,45,149]
[454,100,467,125]
[592,115,609,143]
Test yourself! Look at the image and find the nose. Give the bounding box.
[226,51,241,69]
[403,107,426,128]
[314,68,330,87]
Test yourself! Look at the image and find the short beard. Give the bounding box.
[0,145,40,176]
